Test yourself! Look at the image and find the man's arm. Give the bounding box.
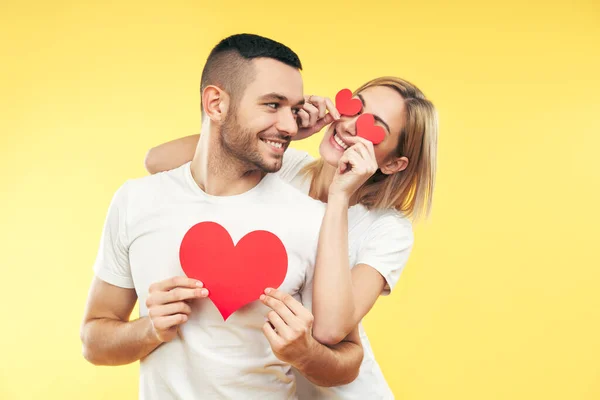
[80,276,207,366]
[80,278,160,365]
[295,327,363,387]
[260,289,363,387]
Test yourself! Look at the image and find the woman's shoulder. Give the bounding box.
[283,147,314,168]
[283,146,312,160]
[366,208,413,240]
[352,207,414,296]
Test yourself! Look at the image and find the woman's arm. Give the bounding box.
[313,202,412,345]
[312,195,387,345]
[143,95,339,174]
[312,138,390,345]
[144,134,199,174]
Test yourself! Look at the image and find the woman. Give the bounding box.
[145,76,438,399]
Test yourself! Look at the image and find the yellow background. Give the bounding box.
[1,0,599,399]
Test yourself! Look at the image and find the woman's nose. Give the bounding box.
[339,115,359,136]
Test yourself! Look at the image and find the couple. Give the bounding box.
[80,33,437,399]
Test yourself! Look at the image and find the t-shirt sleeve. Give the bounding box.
[355,212,414,295]
[276,147,313,183]
[92,181,134,289]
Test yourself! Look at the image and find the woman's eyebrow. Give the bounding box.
[357,93,390,133]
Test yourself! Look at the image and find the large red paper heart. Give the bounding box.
[179,222,288,321]
[356,113,386,145]
[335,88,362,116]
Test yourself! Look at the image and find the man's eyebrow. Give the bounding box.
[259,93,305,107]
[357,93,390,134]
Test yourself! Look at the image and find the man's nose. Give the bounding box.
[276,109,299,137]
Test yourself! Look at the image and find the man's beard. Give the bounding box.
[219,109,283,174]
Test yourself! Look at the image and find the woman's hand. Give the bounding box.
[295,95,341,141]
[329,137,378,201]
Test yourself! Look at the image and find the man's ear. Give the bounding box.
[202,85,230,123]
[380,156,409,175]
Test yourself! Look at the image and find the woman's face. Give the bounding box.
[319,85,407,169]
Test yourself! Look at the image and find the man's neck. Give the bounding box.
[190,129,266,197]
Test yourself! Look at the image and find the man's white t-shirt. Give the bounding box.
[93,162,325,399]
[278,148,414,400]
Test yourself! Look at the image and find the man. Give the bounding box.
[80,34,363,399]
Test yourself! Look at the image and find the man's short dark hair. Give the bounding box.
[200,34,302,113]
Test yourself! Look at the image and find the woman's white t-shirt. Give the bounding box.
[276,148,414,400]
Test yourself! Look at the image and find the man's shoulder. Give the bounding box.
[125,163,188,194]
[113,164,189,212]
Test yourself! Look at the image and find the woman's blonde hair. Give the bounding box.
[302,76,438,221]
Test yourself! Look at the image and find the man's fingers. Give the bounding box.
[261,294,297,324]
[165,287,208,304]
[260,291,305,332]
[302,102,319,127]
[306,95,328,119]
[263,289,313,323]
[150,276,203,293]
[148,287,208,307]
[262,289,300,314]
[148,301,192,319]
[152,313,188,331]
[262,321,284,350]
[266,310,293,339]
[314,114,334,132]
[325,97,341,120]
[313,96,327,119]
[297,109,310,128]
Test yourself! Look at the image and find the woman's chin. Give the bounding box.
[319,148,342,168]
[320,131,346,167]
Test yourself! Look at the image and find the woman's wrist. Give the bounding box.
[327,191,351,208]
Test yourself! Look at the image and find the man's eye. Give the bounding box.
[266,103,278,109]
[292,108,301,115]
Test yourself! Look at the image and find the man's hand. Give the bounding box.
[260,288,317,368]
[260,287,364,387]
[146,276,208,343]
[295,95,341,141]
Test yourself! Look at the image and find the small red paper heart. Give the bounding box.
[335,88,362,116]
[179,222,288,321]
[356,113,386,145]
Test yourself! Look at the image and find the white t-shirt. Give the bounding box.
[278,148,414,400]
[93,162,325,400]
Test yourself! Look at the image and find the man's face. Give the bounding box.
[220,58,304,173]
